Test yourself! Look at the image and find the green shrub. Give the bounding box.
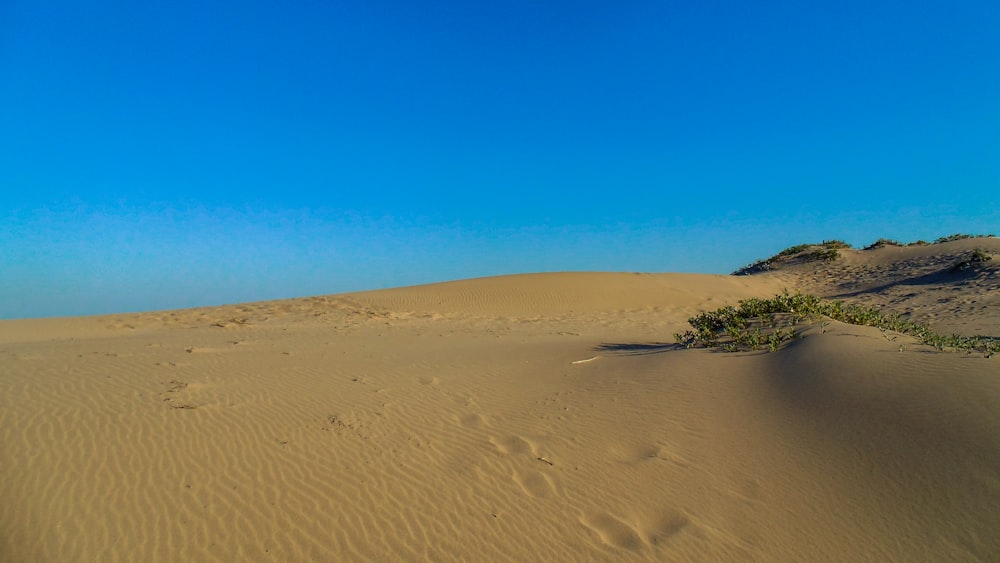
[865,238,903,250]
[808,248,840,261]
[950,248,993,273]
[733,233,1000,276]
[934,233,995,244]
[821,240,852,249]
[675,290,998,357]
[733,242,843,275]
[777,244,811,257]
[936,234,974,243]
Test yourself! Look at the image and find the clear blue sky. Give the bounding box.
[2,0,998,318]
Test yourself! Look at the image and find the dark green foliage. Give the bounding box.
[950,248,993,273]
[808,248,840,261]
[732,243,843,275]
[971,247,993,263]
[675,290,998,357]
[936,234,973,243]
[733,234,997,276]
[934,233,995,244]
[734,243,813,275]
[777,244,811,257]
[864,238,903,250]
[820,240,852,249]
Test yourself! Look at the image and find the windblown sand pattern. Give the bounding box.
[2,240,999,561]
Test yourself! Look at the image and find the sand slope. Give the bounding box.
[2,247,999,562]
[764,237,1000,336]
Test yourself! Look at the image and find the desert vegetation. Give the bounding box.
[864,238,903,250]
[935,233,995,244]
[732,240,848,275]
[734,233,997,276]
[675,290,999,357]
[950,247,994,273]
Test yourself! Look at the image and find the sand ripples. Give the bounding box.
[4,265,999,561]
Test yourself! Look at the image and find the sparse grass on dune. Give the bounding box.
[733,233,997,276]
[935,233,995,244]
[733,241,848,276]
[864,238,904,250]
[950,247,993,273]
[819,239,851,249]
[674,290,999,357]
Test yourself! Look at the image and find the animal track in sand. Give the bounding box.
[324,412,372,439]
[161,380,199,409]
[165,380,188,393]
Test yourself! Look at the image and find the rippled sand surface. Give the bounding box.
[3,240,999,561]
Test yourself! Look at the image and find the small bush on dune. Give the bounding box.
[776,244,811,257]
[972,247,993,262]
[733,234,998,276]
[820,240,851,249]
[675,290,997,357]
[808,248,840,261]
[864,238,903,250]
[936,234,973,243]
[934,233,995,244]
[732,242,844,275]
[950,248,993,273]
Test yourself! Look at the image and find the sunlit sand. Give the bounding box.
[2,238,998,561]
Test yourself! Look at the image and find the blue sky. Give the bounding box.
[2,0,998,318]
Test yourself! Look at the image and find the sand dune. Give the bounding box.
[2,241,999,561]
[764,237,1000,335]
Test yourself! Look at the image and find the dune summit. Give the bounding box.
[2,237,999,561]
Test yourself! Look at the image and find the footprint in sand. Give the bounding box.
[643,511,690,545]
[489,435,536,456]
[513,470,554,498]
[581,512,645,551]
[457,413,488,429]
[418,376,439,386]
[615,442,691,468]
[582,509,690,550]
[488,434,560,500]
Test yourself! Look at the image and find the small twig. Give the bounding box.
[571,356,598,365]
[537,457,554,466]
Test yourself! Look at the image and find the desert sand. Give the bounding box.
[2,238,999,562]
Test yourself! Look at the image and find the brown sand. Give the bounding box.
[2,241,999,561]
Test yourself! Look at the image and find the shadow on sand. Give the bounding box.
[828,265,985,299]
[593,342,679,356]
